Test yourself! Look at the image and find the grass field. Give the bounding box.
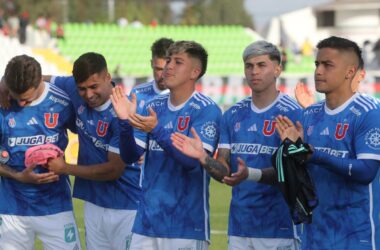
[35,179,231,249]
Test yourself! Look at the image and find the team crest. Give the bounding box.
[262,120,276,136]
[8,117,16,128]
[200,121,218,141]
[77,105,85,115]
[96,120,109,137]
[335,123,349,140]
[177,116,190,132]
[365,128,380,150]
[234,122,241,132]
[44,113,59,128]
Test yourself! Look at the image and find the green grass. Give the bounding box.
[35,179,231,249]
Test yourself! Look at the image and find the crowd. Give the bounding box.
[0,35,379,250]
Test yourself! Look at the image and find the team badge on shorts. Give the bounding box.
[64,223,76,243]
[365,128,380,150]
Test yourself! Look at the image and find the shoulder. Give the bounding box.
[191,92,222,114]
[131,81,153,94]
[276,94,302,112]
[303,101,324,116]
[47,84,71,107]
[146,92,169,108]
[224,97,251,116]
[352,94,380,113]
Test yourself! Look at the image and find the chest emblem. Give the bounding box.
[335,123,349,140]
[44,113,59,129]
[96,120,109,137]
[263,120,276,136]
[177,116,190,132]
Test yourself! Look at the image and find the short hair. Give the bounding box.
[4,55,41,94]
[151,37,174,59]
[167,40,208,79]
[317,36,363,69]
[73,52,107,83]
[243,40,281,64]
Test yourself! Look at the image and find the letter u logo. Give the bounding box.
[335,123,349,140]
[44,113,59,129]
[97,121,109,137]
[177,116,190,132]
[263,120,276,136]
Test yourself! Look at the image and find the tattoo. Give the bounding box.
[201,149,230,182]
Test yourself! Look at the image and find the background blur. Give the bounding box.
[0,0,379,249]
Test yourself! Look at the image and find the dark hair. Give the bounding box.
[4,55,41,94]
[167,40,208,79]
[73,52,107,83]
[317,36,363,69]
[151,37,174,59]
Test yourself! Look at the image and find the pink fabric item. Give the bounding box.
[24,144,64,168]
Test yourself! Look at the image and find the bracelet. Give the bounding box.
[247,168,262,182]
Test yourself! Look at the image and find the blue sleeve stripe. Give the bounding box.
[49,89,71,101]
[354,99,370,112]
[279,98,298,110]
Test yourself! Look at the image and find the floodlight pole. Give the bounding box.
[108,0,115,22]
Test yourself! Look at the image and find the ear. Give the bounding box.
[274,63,282,78]
[105,71,112,81]
[345,65,356,80]
[190,66,201,81]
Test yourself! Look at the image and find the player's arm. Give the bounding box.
[47,151,125,181]
[0,163,59,184]
[42,75,52,82]
[171,128,230,181]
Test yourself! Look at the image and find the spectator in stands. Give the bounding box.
[0,8,5,32]
[18,10,29,44]
[7,10,19,38]
[301,38,313,56]
[56,22,65,40]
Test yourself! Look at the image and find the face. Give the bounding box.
[151,56,167,90]
[77,70,113,108]
[163,52,201,91]
[244,54,281,94]
[9,81,43,107]
[314,48,356,94]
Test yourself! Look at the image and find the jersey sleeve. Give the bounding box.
[51,76,77,96]
[218,111,231,150]
[355,109,380,161]
[191,104,222,153]
[108,119,120,154]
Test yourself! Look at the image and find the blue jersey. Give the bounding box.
[130,80,169,186]
[302,93,380,249]
[131,92,222,240]
[52,76,140,210]
[219,93,302,238]
[131,80,169,115]
[0,83,75,216]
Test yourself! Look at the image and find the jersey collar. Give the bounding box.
[168,91,196,111]
[324,92,359,115]
[28,81,49,106]
[250,92,283,113]
[94,99,111,111]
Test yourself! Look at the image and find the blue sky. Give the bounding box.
[245,0,332,31]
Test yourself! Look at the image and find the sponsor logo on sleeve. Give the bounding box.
[365,128,380,150]
[200,121,218,140]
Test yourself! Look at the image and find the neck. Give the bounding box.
[169,84,195,106]
[325,82,354,110]
[251,87,279,109]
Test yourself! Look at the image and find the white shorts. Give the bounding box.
[84,201,137,250]
[130,233,209,250]
[0,211,81,250]
[228,236,299,250]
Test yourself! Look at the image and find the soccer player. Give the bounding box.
[0,55,81,249]
[295,60,366,108]
[129,37,174,184]
[45,52,140,250]
[276,36,380,249]
[110,40,222,249]
[170,41,302,250]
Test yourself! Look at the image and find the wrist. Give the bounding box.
[199,150,208,165]
[247,168,262,182]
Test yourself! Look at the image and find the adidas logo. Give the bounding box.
[248,124,257,132]
[164,121,173,129]
[320,127,329,135]
[27,117,38,125]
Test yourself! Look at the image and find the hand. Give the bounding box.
[129,107,158,133]
[137,155,144,165]
[110,86,137,120]
[275,115,304,142]
[15,165,59,184]
[46,156,68,175]
[223,157,248,186]
[171,127,205,161]
[0,77,11,109]
[295,82,314,108]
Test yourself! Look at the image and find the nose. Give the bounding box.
[85,89,94,99]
